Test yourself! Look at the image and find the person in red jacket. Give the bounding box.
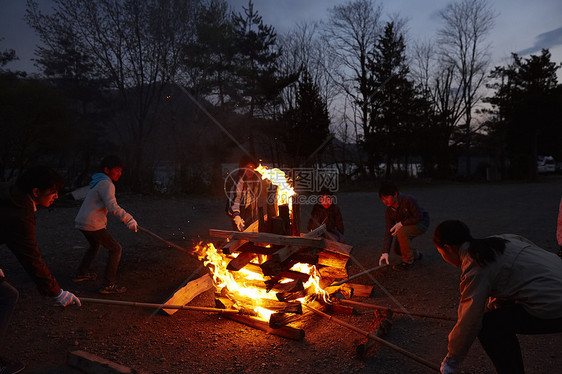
[0,166,80,374]
[378,181,429,270]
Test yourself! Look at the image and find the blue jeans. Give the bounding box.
[78,229,122,285]
[0,280,19,338]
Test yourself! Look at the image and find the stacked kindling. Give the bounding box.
[208,220,354,338]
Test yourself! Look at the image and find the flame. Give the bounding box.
[254,164,296,214]
[194,241,330,322]
[192,165,329,322]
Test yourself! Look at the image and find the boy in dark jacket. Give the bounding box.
[1,166,80,373]
[378,181,429,270]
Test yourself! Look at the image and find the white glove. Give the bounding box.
[379,253,389,266]
[440,355,459,374]
[126,218,138,232]
[233,215,245,231]
[54,289,81,307]
[390,222,403,236]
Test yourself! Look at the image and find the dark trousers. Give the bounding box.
[0,280,19,338]
[478,304,562,374]
[78,229,122,285]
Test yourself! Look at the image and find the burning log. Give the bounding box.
[268,279,304,293]
[268,300,325,329]
[356,308,393,358]
[226,252,256,271]
[317,251,349,269]
[161,273,214,316]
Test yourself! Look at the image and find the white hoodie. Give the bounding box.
[75,175,132,231]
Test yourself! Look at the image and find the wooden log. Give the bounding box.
[269,279,304,294]
[224,313,305,341]
[209,229,324,249]
[317,251,349,269]
[290,252,319,265]
[271,245,302,263]
[236,242,278,255]
[318,266,348,279]
[260,258,296,276]
[161,274,214,316]
[229,294,304,314]
[326,303,355,315]
[303,224,327,238]
[268,300,324,329]
[272,270,310,282]
[322,239,353,256]
[347,283,373,298]
[291,197,300,236]
[356,309,393,358]
[270,226,327,264]
[220,219,260,254]
[227,252,256,271]
[279,204,290,235]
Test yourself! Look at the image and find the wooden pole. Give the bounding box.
[337,299,456,322]
[304,304,440,372]
[138,226,193,254]
[331,264,387,286]
[81,297,242,314]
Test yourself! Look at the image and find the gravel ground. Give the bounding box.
[2,176,562,373]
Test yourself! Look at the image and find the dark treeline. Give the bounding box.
[0,0,561,194]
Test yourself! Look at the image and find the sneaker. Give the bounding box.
[0,357,25,374]
[99,283,127,294]
[392,261,413,271]
[73,272,97,282]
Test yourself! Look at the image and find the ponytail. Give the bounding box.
[434,220,506,267]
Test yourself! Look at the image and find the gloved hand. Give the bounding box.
[379,253,389,266]
[233,215,245,231]
[440,355,459,374]
[126,218,138,232]
[54,289,81,307]
[390,222,403,236]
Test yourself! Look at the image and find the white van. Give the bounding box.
[537,155,556,174]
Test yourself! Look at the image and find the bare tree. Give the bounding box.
[26,0,200,184]
[437,0,497,175]
[321,0,384,155]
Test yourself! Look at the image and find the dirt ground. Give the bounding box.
[2,176,562,374]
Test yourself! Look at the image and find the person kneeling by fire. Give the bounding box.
[433,220,562,374]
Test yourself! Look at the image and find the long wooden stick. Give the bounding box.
[304,304,440,372]
[331,264,388,286]
[139,226,193,254]
[337,299,456,322]
[81,297,241,314]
